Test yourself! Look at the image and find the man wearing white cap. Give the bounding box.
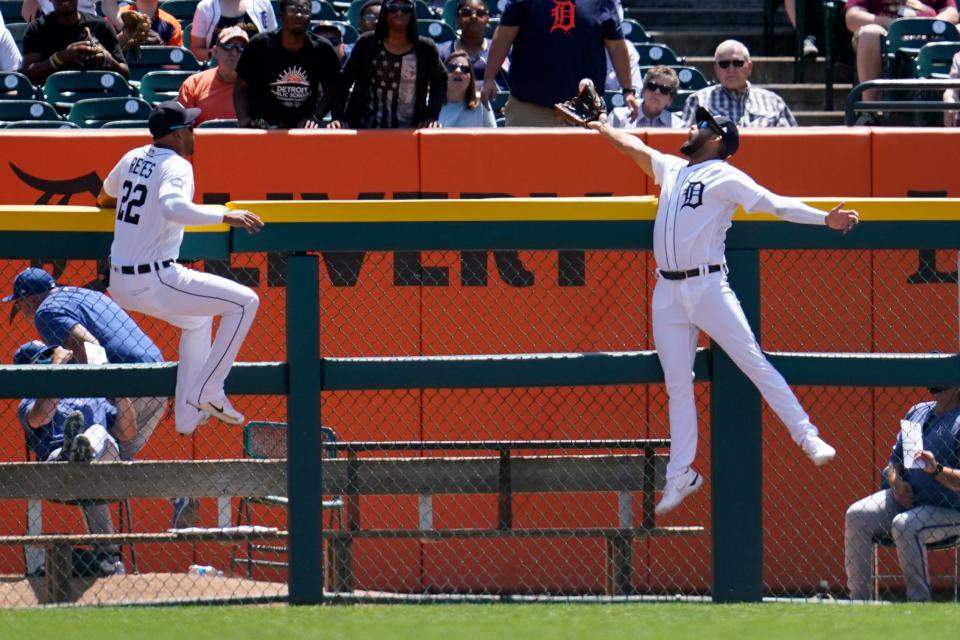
[178,26,248,124]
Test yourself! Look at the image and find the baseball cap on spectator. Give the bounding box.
[14,340,55,365]
[3,267,56,302]
[695,106,739,157]
[149,100,201,139]
[217,25,249,45]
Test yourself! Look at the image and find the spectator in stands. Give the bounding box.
[844,386,960,601]
[943,49,960,126]
[358,0,382,34]
[330,0,446,129]
[479,0,638,127]
[234,0,341,128]
[682,39,797,128]
[19,0,128,85]
[190,0,278,62]
[0,22,22,72]
[784,0,821,57]
[178,26,247,123]
[439,49,496,127]
[312,21,348,65]
[436,0,508,91]
[846,0,959,105]
[105,0,184,49]
[21,0,96,22]
[609,65,682,129]
[15,340,133,575]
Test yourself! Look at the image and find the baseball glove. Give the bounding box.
[120,10,153,54]
[554,78,606,128]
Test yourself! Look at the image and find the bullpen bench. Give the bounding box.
[239,423,705,596]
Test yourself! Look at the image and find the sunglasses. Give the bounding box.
[361,11,379,20]
[716,59,746,69]
[697,119,723,135]
[283,4,311,15]
[385,2,413,13]
[644,79,674,96]
[218,42,245,52]
[446,62,471,74]
[458,7,488,17]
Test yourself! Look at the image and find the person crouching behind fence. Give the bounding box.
[15,340,132,576]
[844,386,960,601]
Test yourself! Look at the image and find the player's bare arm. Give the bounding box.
[223,210,265,234]
[97,187,117,209]
[480,25,519,106]
[586,115,656,178]
[112,396,138,443]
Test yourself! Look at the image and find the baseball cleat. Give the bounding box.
[176,408,211,435]
[801,434,836,466]
[655,467,703,516]
[199,396,245,425]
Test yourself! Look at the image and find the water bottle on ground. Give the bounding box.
[188,564,224,577]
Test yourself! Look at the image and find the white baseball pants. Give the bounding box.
[845,489,960,601]
[651,269,817,479]
[109,263,259,433]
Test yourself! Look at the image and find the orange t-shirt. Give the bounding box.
[177,67,237,123]
[120,5,183,47]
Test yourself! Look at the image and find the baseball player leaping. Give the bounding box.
[97,101,265,435]
[588,106,860,515]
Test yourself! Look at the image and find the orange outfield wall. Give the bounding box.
[0,128,956,594]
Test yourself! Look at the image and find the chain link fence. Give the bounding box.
[0,246,956,605]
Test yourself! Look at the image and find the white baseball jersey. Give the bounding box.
[651,151,825,272]
[103,145,195,266]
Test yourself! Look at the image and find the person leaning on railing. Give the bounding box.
[844,386,960,601]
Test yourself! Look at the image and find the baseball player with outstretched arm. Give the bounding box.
[97,101,265,435]
[588,106,860,515]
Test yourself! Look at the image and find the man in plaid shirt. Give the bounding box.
[682,40,797,128]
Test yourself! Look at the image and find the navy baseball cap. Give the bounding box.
[14,340,55,365]
[695,106,739,157]
[148,101,201,139]
[3,267,55,302]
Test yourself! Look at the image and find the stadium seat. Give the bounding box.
[0,99,61,125]
[418,19,455,44]
[3,119,78,128]
[195,118,238,127]
[43,70,135,112]
[915,41,960,78]
[100,119,150,128]
[125,46,203,82]
[0,72,38,101]
[310,0,339,19]
[0,0,23,23]
[7,21,27,54]
[336,21,359,44]
[181,21,192,49]
[633,43,681,67]
[621,19,650,45]
[872,534,959,601]
[67,96,153,127]
[490,90,508,117]
[158,0,199,21]
[883,17,960,78]
[138,70,195,105]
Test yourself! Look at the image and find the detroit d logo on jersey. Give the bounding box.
[680,181,705,210]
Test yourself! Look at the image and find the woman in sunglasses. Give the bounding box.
[608,65,683,129]
[439,50,496,127]
[436,0,508,91]
[330,0,446,128]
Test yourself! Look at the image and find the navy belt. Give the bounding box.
[112,259,175,275]
[659,264,723,281]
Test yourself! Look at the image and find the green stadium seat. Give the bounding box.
[915,41,960,78]
[310,0,339,19]
[125,46,203,82]
[7,21,28,53]
[883,17,960,78]
[181,21,192,49]
[621,19,650,45]
[633,43,681,67]
[100,119,150,128]
[0,72,38,101]
[0,99,62,124]
[195,118,238,127]
[3,119,78,128]
[67,96,153,127]
[138,70,195,105]
[418,19,455,44]
[159,0,199,21]
[0,0,23,23]
[335,21,359,44]
[43,71,135,112]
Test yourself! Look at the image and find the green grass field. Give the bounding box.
[2,603,959,640]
